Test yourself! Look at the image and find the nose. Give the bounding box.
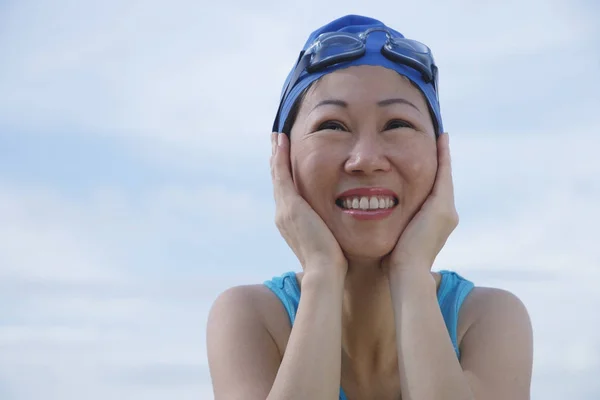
[344,132,391,175]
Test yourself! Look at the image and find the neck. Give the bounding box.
[341,259,398,380]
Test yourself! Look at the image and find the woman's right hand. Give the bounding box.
[270,132,347,278]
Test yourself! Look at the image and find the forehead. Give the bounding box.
[303,65,428,109]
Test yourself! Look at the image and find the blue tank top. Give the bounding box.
[264,270,474,400]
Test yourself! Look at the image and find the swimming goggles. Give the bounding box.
[273,27,439,132]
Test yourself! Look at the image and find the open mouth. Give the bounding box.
[335,195,398,211]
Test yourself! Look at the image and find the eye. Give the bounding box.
[385,119,414,130]
[317,120,348,132]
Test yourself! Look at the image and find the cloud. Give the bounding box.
[1,0,597,166]
[0,181,273,272]
[0,186,123,283]
[0,0,598,399]
[1,126,598,398]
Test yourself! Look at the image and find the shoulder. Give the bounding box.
[207,283,294,357]
[456,286,533,397]
[460,286,531,331]
[207,284,294,398]
[209,284,277,317]
[457,285,533,365]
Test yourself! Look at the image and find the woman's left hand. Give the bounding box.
[382,133,458,277]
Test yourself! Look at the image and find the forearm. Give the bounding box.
[390,270,474,400]
[268,269,345,400]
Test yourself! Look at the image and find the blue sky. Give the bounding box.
[0,0,599,399]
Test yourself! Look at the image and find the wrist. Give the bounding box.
[388,267,436,294]
[302,265,346,289]
[303,257,347,276]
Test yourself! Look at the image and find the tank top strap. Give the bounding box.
[437,270,475,358]
[263,271,301,325]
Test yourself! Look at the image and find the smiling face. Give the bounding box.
[289,65,439,263]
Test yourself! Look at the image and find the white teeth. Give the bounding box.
[339,196,396,210]
[359,197,369,210]
[369,197,378,209]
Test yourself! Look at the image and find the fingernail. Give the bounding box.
[277,133,284,147]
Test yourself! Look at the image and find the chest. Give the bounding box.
[340,368,402,400]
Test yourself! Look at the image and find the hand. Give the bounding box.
[270,133,348,277]
[382,133,458,276]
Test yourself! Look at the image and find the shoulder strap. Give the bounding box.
[437,270,475,358]
[264,271,301,325]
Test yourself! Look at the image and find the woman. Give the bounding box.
[207,15,533,400]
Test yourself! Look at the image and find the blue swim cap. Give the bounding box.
[276,15,443,134]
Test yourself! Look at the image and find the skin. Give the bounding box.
[207,65,534,400]
[289,67,438,264]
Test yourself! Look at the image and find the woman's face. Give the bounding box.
[289,65,438,262]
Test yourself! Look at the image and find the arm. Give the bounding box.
[459,286,534,400]
[389,270,533,400]
[384,134,533,399]
[390,270,474,400]
[207,270,345,400]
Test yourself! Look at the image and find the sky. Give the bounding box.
[0,0,599,399]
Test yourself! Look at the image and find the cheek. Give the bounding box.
[404,155,437,181]
[393,140,438,188]
[290,145,338,202]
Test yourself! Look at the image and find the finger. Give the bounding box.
[270,132,277,170]
[271,133,297,201]
[432,132,455,196]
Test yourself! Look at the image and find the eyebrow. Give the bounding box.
[312,98,422,114]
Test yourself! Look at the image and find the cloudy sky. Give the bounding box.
[0,0,599,399]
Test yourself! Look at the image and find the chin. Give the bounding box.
[339,237,397,261]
